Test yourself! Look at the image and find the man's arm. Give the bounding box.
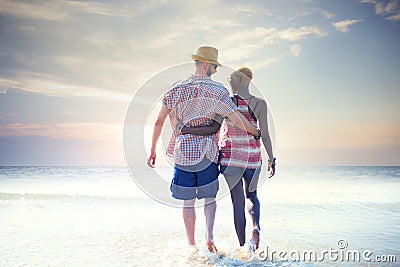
[147,104,169,168]
[227,110,260,136]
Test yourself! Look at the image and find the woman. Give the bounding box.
[178,67,276,250]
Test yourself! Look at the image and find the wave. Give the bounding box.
[0,192,148,202]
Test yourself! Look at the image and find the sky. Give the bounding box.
[0,0,399,166]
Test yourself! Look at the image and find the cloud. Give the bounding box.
[220,26,326,64]
[0,72,131,102]
[288,8,335,21]
[386,12,400,20]
[0,0,131,21]
[223,27,277,45]
[0,113,16,121]
[0,0,71,21]
[273,26,327,42]
[229,6,272,17]
[0,0,170,21]
[221,44,263,63]
[183,15,240,31]
[332,19,363,33]
[0,88,129,127]
[244,57,278,70]
[359,0,400,20]
[0,0,332,101]
[375,0,399,15]
[320,9,336,19]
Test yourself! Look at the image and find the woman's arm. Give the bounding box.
[179,115,223,135]
[253,98,276,177]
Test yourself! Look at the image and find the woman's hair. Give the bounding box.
[237,67,253,80]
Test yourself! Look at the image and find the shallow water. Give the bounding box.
[1,166,399,266]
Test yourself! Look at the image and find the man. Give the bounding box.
[147,46,260,252]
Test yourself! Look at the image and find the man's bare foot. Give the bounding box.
[188,244,199,252]
[251,229,260,249]
[206,240,218,253]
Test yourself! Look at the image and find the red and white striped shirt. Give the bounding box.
[219,97,262,169]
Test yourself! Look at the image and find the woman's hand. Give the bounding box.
[268,157,276,178]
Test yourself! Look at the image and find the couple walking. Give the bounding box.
[147,46,276,253]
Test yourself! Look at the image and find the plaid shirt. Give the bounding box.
[162,75,237,166]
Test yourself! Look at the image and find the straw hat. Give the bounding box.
[191,46,222,66]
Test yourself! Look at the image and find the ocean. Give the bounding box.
[0,166,399,266]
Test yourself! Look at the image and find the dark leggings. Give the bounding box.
[229,176,261,246]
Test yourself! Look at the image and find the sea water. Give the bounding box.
[0,166,399,266]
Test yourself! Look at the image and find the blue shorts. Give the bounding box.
[170,162,219,200]
[220,165,261,198]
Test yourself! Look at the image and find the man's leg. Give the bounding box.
[171,165,198,246]
[197,161,219,252]
[204,197,217,252]
[183,199,196,245]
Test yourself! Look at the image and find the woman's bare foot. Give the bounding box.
[251,229,260,249]
[206,240,218,253]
